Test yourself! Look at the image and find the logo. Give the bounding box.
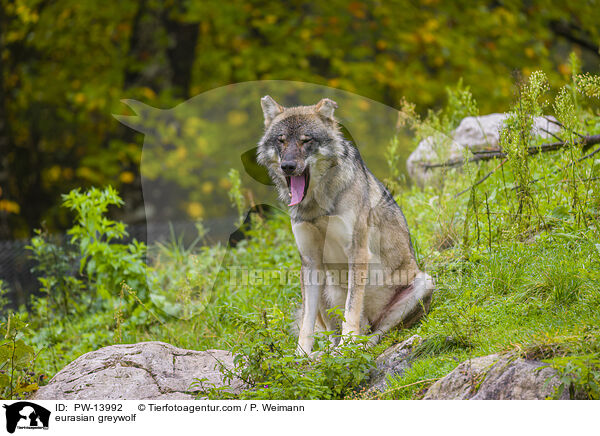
[3,402,50,433]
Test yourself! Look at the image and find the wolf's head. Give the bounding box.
[257,96,345,207]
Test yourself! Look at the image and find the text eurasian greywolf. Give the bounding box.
[257,96,434,355]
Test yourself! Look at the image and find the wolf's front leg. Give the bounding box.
[341,225,370,341]
[297,264,323,355]
[293,221,326,355]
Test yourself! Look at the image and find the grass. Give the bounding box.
[376,236,600,399]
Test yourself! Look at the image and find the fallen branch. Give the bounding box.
[421,134,600,170]
[456,146,600,197]
[543,117,585,139]
[578,145,600,163]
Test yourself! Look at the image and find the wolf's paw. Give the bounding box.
[365,332,381,348]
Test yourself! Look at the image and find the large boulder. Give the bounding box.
[31,342,243,400]
[406,114,561,186]
[423,354,568,400]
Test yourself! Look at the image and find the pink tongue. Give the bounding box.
[288,175,306,206]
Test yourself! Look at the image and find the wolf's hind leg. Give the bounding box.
[368,272,434,346]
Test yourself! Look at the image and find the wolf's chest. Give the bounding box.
[291,214,354,265]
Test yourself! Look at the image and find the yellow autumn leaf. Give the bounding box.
[175,147,188,160]
[47,165,61,182]
[0,200,20,214]
[376,40,387,50]
[219,177,232,190]
[186,202,204,219]
[558,63,570,76]
[421,32,436,44]
[141,87,156,100]
[120,171,135,184]
[201,181,214,194]
[300,29,311,40]
[74,93,85,104]
[525,47,535,58]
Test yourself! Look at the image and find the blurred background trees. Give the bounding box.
[1,0,599,238]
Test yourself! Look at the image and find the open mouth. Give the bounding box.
[286,168,310,206]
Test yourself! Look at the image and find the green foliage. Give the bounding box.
[227,168,246,227]
[529,327,600,400]
[549,355,600,400]
[0,314,42,400]
[500,71,549,224]
[195,309,374,400]
[576,74,600,99]
[3,0,600,238]
[62,186,147,300]
[26,186,151,375]
[384,136,404,195]
[411,334,471,359]
[398,80,478,145]
[431,79,480,135]
[27,231,84,317]
[0,280,12,312]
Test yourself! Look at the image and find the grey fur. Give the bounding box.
[257,96,435,355]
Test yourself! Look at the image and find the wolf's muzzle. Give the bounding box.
[281,161,297,175]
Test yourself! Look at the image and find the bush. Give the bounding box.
[195,309,375,400]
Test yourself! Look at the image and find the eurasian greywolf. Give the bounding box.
[257,96,434,355]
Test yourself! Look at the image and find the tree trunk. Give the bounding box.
[161,1,199,100]
[0,3,14,238]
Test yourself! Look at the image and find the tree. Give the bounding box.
[1,0,599,237]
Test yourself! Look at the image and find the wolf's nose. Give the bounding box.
[281,161,297,175]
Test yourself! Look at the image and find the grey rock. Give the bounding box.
[367,335,421,393]
[423,354,567,400]
[31,341,243,400]
[406,114,561,186]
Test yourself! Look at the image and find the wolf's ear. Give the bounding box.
[315,98,338,120]
[261,95,284,127]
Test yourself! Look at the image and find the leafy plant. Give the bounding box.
[195,309,375,400]
[227,169,246,227]
[500,71,549,227]
[62,186,148,301]
[28,231,84,317]
[0,314,43,400]
[547,355,600,400]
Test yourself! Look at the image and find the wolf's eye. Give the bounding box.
[277,136,286,143]
[300,136,312,144]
